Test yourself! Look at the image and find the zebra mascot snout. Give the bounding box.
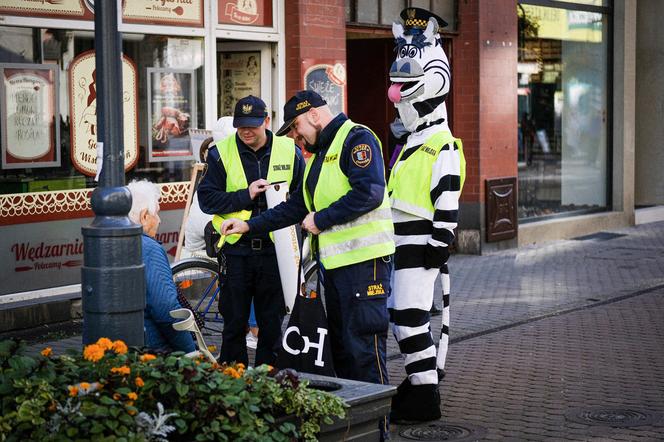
[386,7,465,423]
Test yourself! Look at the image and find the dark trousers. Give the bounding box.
[324,257,391,385]
[219,252,285,366]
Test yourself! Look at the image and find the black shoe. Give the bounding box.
[430,303,442,316]
[390,379,441,423]
[437,368,446,382]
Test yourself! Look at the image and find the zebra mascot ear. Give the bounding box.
[392,21,405,39]
[423,17,439,38]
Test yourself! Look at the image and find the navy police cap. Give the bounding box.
[400,7,448,34]
[233,95,268,128]
[276,90,327,136]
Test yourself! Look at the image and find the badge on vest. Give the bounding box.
[420,145,437,156]
[351,144,372,168]
[367,282,386,296]
[272,164,291,171]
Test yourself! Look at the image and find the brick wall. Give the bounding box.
[284,0,346,99]
[452,0,481,204]
[452,1,517,205]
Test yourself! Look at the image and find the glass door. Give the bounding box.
[216,41,272,123]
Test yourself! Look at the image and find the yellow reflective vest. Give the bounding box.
[303,120,395,270]
[388,130,466,220]
[211,134,296,246]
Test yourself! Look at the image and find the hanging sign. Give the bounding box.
[1,64,60,169]
[122,0,204,27]
[68,50,138,177]
[0,0,91,20]
[218,0,272,27]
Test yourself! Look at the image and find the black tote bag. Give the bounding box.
[276,243,335,376]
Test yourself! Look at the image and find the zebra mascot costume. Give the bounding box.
[387,7,465,422]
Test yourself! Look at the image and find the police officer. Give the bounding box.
[198,95,305,367]
[222,90,395,437]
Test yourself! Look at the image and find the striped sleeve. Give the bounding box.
[427,141,461,262]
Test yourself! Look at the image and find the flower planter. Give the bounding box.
[302,373,396,441]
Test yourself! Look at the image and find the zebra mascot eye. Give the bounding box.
[407,47,418,58]
[399,46,408,58]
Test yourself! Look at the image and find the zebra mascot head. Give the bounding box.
[388,8,450,135]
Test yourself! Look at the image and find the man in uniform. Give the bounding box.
[222,90,394,437]
[198,95,305,367]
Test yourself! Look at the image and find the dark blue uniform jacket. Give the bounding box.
[248,113,386,234]
[197,130,305,254]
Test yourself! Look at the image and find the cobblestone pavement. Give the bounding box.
[24,221,664,440]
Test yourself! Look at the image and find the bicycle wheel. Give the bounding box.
[171,258,223,339]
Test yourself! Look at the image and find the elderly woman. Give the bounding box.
[127,179,196,353]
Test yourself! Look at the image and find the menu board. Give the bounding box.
[302,61,347,116]
[218,51,261,117]
[1,64,59,169]
[69,51,138,177]
[148,68,197,161]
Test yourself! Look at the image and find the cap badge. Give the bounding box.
[407,8,416,19]
[295,100,310,111]
[242,103,252,114]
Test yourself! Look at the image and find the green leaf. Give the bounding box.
[100,396,116,405]
[175,383,189,397]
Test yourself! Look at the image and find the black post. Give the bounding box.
[81,1,145,346]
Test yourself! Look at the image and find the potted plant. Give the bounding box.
[0,338,345,441]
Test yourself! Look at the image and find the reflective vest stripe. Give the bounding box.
[211,135,295,246]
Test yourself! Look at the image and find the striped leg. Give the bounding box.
[436,265,450,372]
[389,265,439,386]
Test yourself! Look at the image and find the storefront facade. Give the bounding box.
[2,0,660,331]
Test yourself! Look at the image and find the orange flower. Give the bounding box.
[140,354,156,362]
[223,367,241,379]
[68,386,79,397]
[113,393,121,400]
[96,337,113,350]
[112,340,128,355]
[111,366,131,376]
[236,363,246,370]
[126,401,134,407]
[134,377,144,388]
[40,347,52,357]
[127,392,138,401]
[128,408,137,416]
[79,382,91,390]
[83,344,105,362]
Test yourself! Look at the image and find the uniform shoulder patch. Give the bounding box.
[351,144,372,168]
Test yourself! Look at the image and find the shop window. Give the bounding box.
[0,26,205,195]
[346,0,457,31]
[517,2,611,220]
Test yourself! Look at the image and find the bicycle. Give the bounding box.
[171,250,321,342]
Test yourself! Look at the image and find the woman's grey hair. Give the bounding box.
[127,179,160,224]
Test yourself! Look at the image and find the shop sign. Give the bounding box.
[219,51,261,117]
[0,0,92,20]
[147,68,197,162]
[0,209,183,297]
[218,0,272,27]
[68,50,138,177]
[520,5,603,43]
[302,60,346,116]
[1,63,60,169]
[122,0,204,27]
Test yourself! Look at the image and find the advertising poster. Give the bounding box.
[148,69,197,162]
[122,0,204,27]
[302,60,347,116]
[1,64,59,169]
[219,51,260,117]
[69,51,138,177]
[218,0,272,27]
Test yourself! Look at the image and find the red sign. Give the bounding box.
[218,0,272,27]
